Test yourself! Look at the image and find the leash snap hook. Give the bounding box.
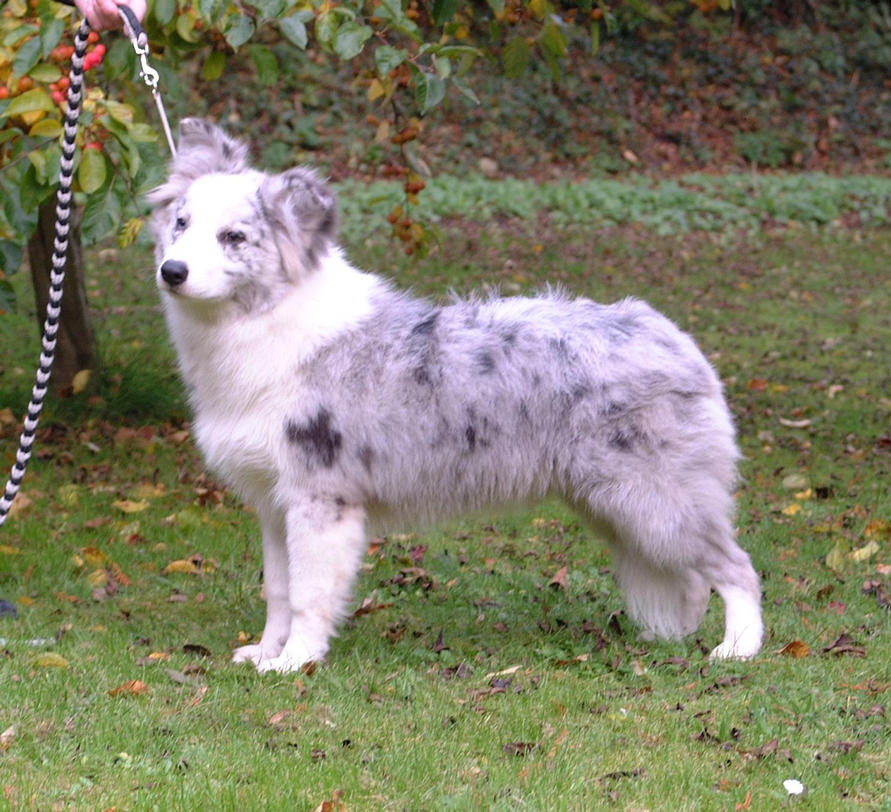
[134,44,160,91]
[116,3,177,156]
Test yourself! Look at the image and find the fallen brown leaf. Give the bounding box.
[822,633,866,657]
[502,741,538,757]
[548,565,569,589]
[832,739,864,754]
[779,640,810,658]
[353,595,394,617]
[312,789,346,812]
[109,679,149,697]
[112,499,149,514]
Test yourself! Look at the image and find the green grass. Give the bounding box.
[0,181,889,810]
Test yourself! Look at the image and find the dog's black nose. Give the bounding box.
[160,260,189,287]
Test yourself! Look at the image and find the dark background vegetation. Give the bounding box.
[187,1,891,180]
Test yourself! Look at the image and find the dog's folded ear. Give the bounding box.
[259,167,339,278]
[147,118,249,207]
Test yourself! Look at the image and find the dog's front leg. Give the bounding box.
[256,495,367,674]
[232,506,291,666]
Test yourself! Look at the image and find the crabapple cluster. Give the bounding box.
[46,32,105,105]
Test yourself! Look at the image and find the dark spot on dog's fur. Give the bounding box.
[465,424,477,452]
[518,400,531,422]
[476,350,496,375]
[413,365,432,386]
[605,401,627,417]
[408,309,441,388]
[549,337,569,358]
[608,430,634,452]
[285,409,342,468]
[571,384,590,403]
[608,425,648,453]
[410,311,439,336]
[358,445,375,473]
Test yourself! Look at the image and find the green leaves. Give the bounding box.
[224,15,255,49]
[433,0,460,25]
[375,45,407,78]
[538,20,568,80]
[12,35,42,79]
[78,148,107,195]
[333,21,373,61]
[279,11,313,49]
[200,50,226,81]
[502,37,531,79]
[1,89,56,120]
[249,45,279,85]
[313,6,372,60]
[414,72,446,115]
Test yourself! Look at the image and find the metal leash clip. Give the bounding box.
[117,4,177,156]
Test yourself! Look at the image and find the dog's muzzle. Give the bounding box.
[160,260,189,287]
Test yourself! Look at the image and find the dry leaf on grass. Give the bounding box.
[779,640,810,658]
[548,565,569,589]
[32,652,69,669]
[163,555,217,575]
[502,741,539,757]
[108,679,149,697]
[312,789,347,812]
[822,633,866,657]
[112,499,149,514]
[0,726,15,751]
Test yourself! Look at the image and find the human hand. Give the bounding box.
[73,0,146,31]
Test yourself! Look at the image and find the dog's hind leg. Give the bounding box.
[256,495,367,674]
[703,551,763,661]
[233,506,291,667]
[581,480,762,659]
[610,549,712,641]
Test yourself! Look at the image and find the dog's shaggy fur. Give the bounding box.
[150,119,763,673]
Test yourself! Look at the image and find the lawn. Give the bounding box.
[0,178,888,810]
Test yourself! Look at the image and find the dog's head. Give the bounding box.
[149,118,338,311]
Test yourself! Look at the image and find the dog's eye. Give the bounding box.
[175,216,188,230]
[222,230,247,246]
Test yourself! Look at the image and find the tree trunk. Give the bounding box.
[27,198,99,396]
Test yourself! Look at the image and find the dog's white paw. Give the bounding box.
[232,643,267,666]
[255,640,326,674]
[709,631,762,661]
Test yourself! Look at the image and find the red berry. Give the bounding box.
[0,86,10,99]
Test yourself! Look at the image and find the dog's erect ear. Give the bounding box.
[259,167,339,278]
[176,118,249,173]
[147,118,249,208]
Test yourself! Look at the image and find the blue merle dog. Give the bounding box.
[150,119,763,673]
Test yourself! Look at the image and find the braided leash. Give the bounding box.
[0,9,174,527]
[0,20,91,527]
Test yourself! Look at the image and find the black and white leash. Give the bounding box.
[0,7,174,527]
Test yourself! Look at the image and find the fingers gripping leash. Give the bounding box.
[0,8,173,527]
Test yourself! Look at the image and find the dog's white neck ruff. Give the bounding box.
[162,248,381,418]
